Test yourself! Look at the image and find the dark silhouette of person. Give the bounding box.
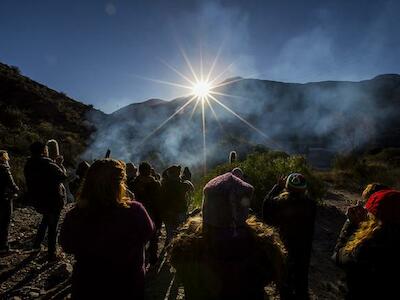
[181,166,192,182]
[150,167,161,181]
[125,162,137,192]
[333,183,400,299]
[263,173,316,300]
[229,151,237,164]
[24,141,67,260]
[131,162,162,265]
[69,161,90,199]
[0,150,19,253]
[170,172,287,300]
[161,165,194,242]
[60,159,154,300]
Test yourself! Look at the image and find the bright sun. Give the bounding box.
[192,81,212,99]
[141,45,274,174]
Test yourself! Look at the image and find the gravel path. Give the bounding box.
[0,189,357,299]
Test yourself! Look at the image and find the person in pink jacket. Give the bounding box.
[60,159,154,300]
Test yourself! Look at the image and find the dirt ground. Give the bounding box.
[0,188,358,299]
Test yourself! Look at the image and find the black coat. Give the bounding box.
[130,175,162,226]
[0,162,18,201]
[24,156,67,213]
[263,187,316,254]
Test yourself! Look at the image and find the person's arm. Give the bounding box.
[5,168,19,194]
[333,204,368,264]
[133,202,155,243]
[184,180,195,193]
[262,196,280,225]
[48,161,67,182]
[265,184,283,203]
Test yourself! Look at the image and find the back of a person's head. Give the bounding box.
[76,161,90,177]
[203,172,254,230]
[346,189,400,252]
[46,139,59,161]
[168,165,181,180]
[0,150,9,163]
[126,162,137,177]
[78,159,129,210]
[285,173,307,194]
[139,161,151,176]
[362,183,390,201]
[29,141,47,157]
[181,167,192,182]
[231,167,244,180]
[229,151,237,164]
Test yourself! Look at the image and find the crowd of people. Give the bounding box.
[0,141,399,299]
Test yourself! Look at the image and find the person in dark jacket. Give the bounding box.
[161,165,194,242]
[125,162,137,192]
[0,150,19,253]
[169,172,287,300]
[263,173,316,299]
[60,159,154,300]
[24,142,67,260]
[181,166,192,182]
[131,162,162,265]
[333,185,400,299]
[69,161,90,200]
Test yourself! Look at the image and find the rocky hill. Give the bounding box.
[0,62,106,186]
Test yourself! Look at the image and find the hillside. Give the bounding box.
[0,62,106,186]
[2,61,400,179]
[86,74,400,170]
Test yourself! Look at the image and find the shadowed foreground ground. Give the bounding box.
[0,188,353,299]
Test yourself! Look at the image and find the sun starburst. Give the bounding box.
[192,81,212,99]
[140,44,274,173]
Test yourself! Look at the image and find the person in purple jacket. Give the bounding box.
[60,159,154,300]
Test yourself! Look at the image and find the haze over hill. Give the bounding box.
[1,61,400,175]
[85,73,400,169]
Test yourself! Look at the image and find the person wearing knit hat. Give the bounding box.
[286,173,307,192]
[202,172,254,231]
[263,172,316,299]
[334,184,400,299]
[169,172,287,300]
[332,182,391,265]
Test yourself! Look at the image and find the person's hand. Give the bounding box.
[55,155,64,165]
[346,201,368,225]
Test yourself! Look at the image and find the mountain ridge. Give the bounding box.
[1,59,400,176]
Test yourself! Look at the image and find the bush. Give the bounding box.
[192,150,326,213]
[331,152,400,191]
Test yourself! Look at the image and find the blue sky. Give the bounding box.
[1,0,399,112]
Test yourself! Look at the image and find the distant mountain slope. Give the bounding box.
[1,60,399,177]
[86,74,400,169]
[0,62,106,184]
